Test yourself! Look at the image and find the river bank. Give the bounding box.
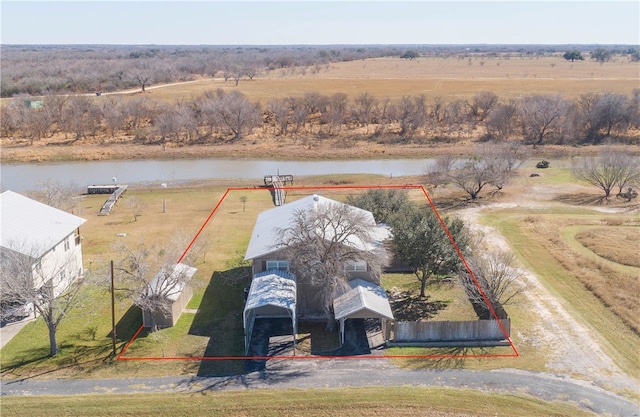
[0,135,608,164]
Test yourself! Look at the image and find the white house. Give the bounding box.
[242,194,394,353]
[0,190,87,299]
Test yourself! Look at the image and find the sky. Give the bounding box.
[1,1,638,45]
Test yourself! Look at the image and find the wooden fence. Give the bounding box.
[386,319,510,345]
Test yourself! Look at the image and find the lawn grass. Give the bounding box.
[0,386,597,417]
[2,172,637,384]
[4,180,480,378]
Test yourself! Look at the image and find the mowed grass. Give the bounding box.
[125,56,640,105]
[0,387,597,417]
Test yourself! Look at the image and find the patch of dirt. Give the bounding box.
[453,183,639,393]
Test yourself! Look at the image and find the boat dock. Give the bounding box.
[87,185,128,215]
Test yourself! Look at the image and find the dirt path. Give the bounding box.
[454,183,639,394]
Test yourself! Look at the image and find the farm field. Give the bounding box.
[2,55,639,163]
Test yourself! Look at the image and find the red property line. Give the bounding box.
[118,184,518,361]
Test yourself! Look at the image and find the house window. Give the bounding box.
[266,260,289,272]
[345,260,367,272]
[74,229,81,246]
[64,237,70,251]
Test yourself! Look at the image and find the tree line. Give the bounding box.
[3,44,638,98]
[2,88,639,146]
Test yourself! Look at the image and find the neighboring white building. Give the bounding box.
[0,190,87,298]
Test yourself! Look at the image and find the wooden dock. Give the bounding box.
[95,185,128,215]
[264,174,293,186]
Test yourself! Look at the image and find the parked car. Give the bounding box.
[1,301,34,324]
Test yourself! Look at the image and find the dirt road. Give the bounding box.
[455,182,639,395]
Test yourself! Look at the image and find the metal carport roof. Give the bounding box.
[334,279,394,345]
[243,270,297,354]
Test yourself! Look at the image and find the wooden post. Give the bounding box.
[110,260,117,356]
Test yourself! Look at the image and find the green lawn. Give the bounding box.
[0,387,596,417]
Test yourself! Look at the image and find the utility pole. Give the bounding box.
[110,260,117,356]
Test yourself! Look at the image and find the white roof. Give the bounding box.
[244,194,378,260]
[146,263,197,302]
[0,190,87,258]
[243,270,297,314]
[334,278,394,321]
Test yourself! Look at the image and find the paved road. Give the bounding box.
[2,359,638,416]
[0,316,35,349]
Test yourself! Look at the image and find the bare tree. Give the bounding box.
[351,92,378,133]
[596,93,629,137]
[519,95,568,145]
[126,195,147,221]
[213,91,262,140]
[396,95,428,137]
[29,179,81,214]
[101,97,127,138]
[1,242,87,356]
[471,91,499,121]
[268,98,290,136]
[572,148,640,199]
[275,200,389,330]
[458,251,527,319]
[326,92,348,135]
[485,101,518,140]
[115,240,195,332]
[427,143,526,199]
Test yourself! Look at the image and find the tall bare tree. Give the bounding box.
[572,147,640,199]
[115,239,196,331]
[275,200,389,330]
[351,92,378,134]
[458,251,527,319]
[1,242,87,356]
[519,95,568,145]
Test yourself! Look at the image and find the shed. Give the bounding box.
[142,263,197,329]
[334,278,394,345]
[243,270,297,354]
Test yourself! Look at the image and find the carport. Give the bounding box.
[243,270,297,355]
[334,279,394,345]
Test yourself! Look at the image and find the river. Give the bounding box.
[1,159,433,192]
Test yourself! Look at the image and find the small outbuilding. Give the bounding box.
[142,263,196,329]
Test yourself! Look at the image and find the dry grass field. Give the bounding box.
[2,55,638,163]
[148,55,640,103]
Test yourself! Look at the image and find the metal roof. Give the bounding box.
[334,278,394,321]
[243,270,297,314]
[145,263,197,302]
[244,194,379,261]
[0,190,87,258]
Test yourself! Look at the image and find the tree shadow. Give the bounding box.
[110,304,143,343]
[191,270,249,376]
[398,346,496,370]
[387,289,450,321]
[553,192,608,206]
